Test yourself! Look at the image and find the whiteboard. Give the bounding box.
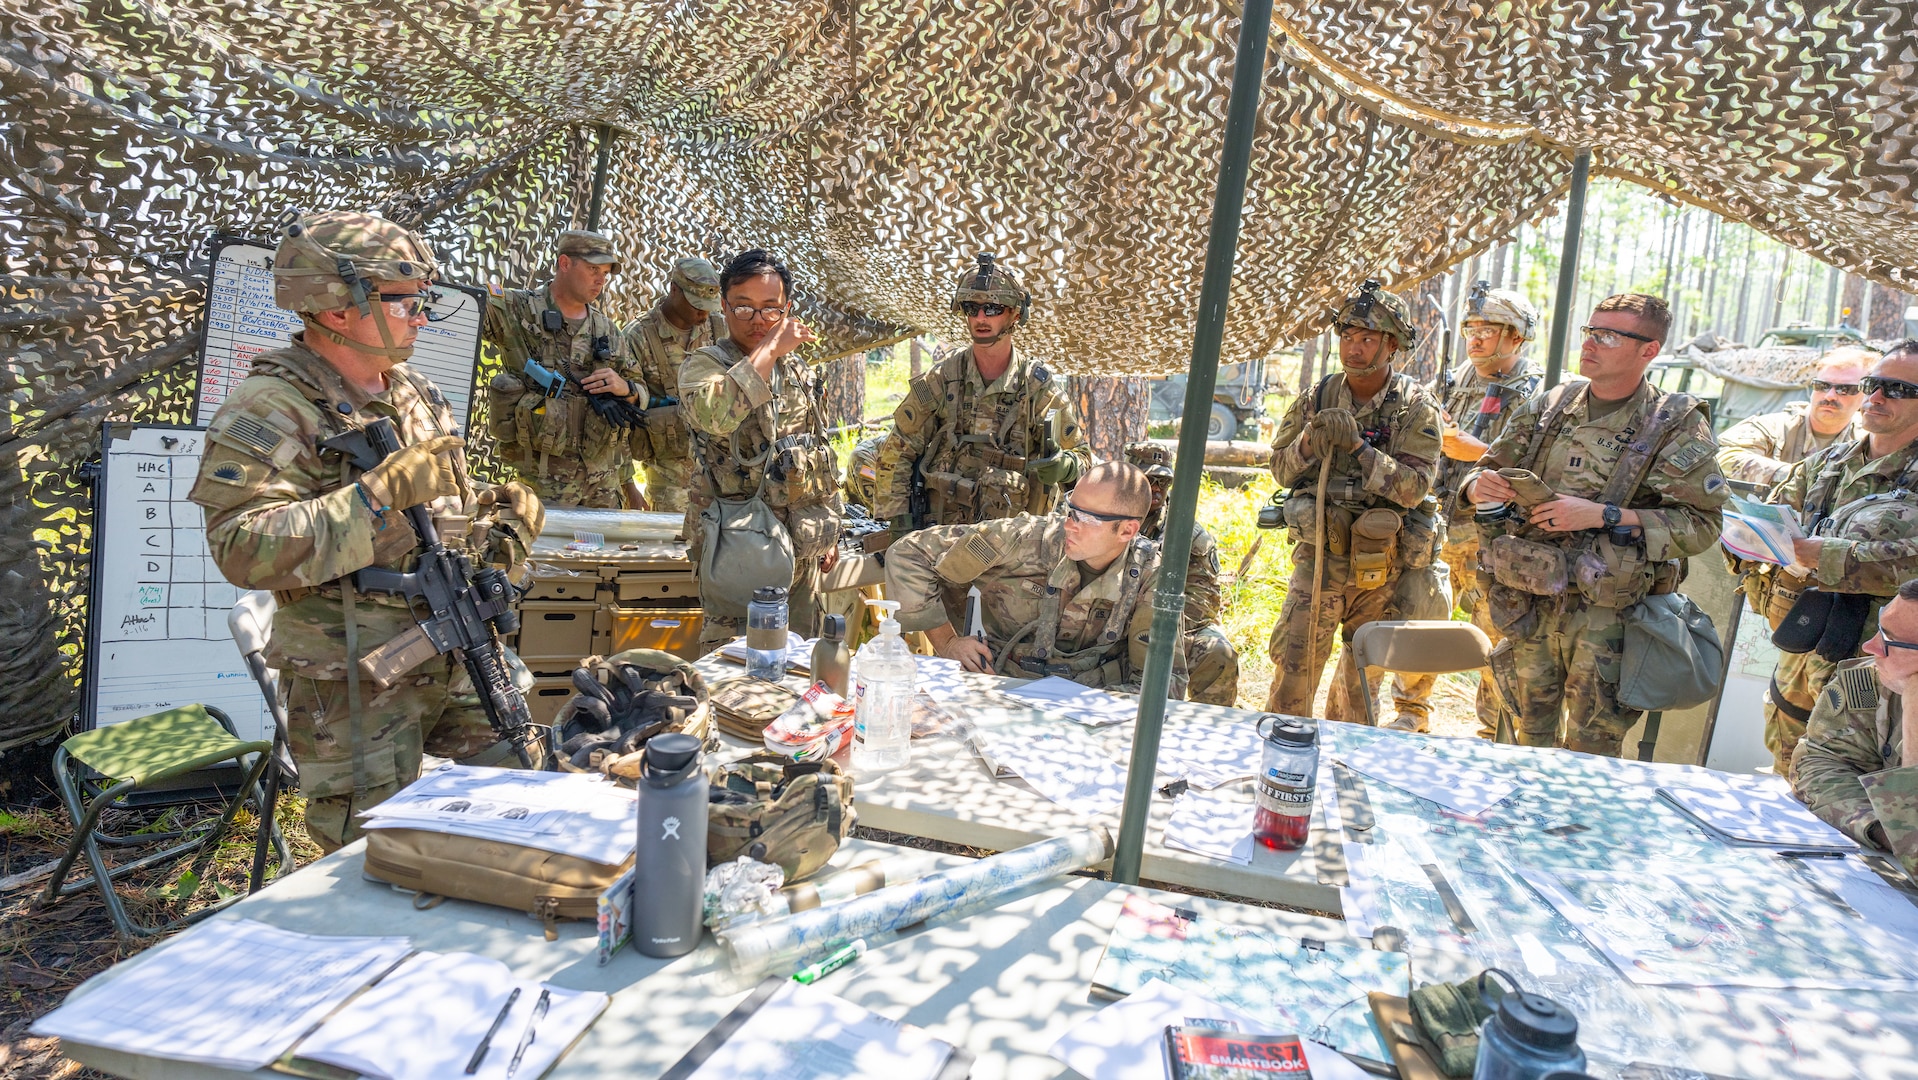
[83,425,270,743]
[194,235,485,430]
[1706,605,1777,775]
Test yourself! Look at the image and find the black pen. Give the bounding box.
[1775,848,1850,859]
[504,988,550,1079]
[465,987,520,1074]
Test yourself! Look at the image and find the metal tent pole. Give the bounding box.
[1542,150,1591,388]
[1112,0,1273,885]
[586,124,616,232]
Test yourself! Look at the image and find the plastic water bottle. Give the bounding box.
[632,733,708,958]
[852,599,915,772]
[1252,715,1318,851]
[746,586,788,681]
[1472,990,1586,1080]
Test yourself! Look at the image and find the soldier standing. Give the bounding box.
[623,257,729,513]
[1264,281,1442,721]
[1760,342,1918,775]
[1716,345,1873,486]
[1791,576,1918,877]
[189,211,544,852]
[483,229,648,509]
[1390,283,1542,735]
[1126,442,1240,706]
[1463,294,1726,757]
[874,255,1090,535]
[681,250,842,647]
[884,462,1184,694]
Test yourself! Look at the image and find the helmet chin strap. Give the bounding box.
[972,314,1021,348]
[302,312,415,362]
[1344,344,1395,379]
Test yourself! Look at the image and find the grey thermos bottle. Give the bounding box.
[632,733,708,958]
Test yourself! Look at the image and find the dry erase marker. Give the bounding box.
[792,939,867,984]
[465,987,520,1074]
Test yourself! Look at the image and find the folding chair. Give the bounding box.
[229,590,298,890]
[40,704,286,939]
[1349,620,1503,737]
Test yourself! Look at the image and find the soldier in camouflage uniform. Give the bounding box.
[1126,441,1239,706]
[845,435,885,511]
[681,250,843,647]
[874,255,1089,534]
[483,230,649,509]
[1790,577,1918,877]
[189,211,545,852]
[884,462,1184,694]
[1758,342,1918,775]
[1463,294,1726,757]
[1391,283,1542,735]
[1715,345,1872,485]
[1265,281,1443,721]
[623,257,728,513]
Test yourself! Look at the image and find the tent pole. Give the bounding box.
[1542,150,1591,388]
[586,124,616,232]
[1111,0,1273,885]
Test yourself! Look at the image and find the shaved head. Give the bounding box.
[1076,461,1153,518]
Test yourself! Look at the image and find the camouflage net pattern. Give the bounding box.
[3,0,1915,741]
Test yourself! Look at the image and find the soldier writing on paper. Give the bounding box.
[1125,442,1239,706]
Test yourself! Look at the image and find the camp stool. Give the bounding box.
[1348,620,1507,740]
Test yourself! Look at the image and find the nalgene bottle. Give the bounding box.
[1253,715,1318,851]
[632,733,708,958]
[852,599,915,772]
[1473,989,1585,1080]
[746,586,789,681]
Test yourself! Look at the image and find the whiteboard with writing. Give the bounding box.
[194,236,485,430]
[83,425,270,742]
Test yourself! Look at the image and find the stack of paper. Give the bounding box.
[665,978,967,1080]
[971,715,1129,815]
[1163,787,1257,865]
[1657,779,1858,850]
[1004,675,1140,726]
[359,764,637,865]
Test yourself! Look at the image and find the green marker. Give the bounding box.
[792,939,867,984]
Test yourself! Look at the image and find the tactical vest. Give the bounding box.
[485,291,626,477]
[1010,532,1158,689]
[688,343,839,513]
[1286,371,1423,510]
[921,349,1058,522]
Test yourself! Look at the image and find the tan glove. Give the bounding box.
[359,434,464,512]
[495,480,545,540]
[1310,408,1361,456]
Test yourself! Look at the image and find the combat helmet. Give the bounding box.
[1464,279,1539,341]
[951,253,1030,320]
[271,209,438,360]
[845,435,887,510]
[1333,278,1417,351]
[1123,440,1174,480]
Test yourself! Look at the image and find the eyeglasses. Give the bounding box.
[1862,376,1918,400]
[1875,627,1918,653]
[727,303,791,322]
[374,291,435,319]
[1810,380,1863,396]
[1461,325,1506,340]
[1063,501,1139,527]
[960,302,1008,317]
[1580,325,1657,348]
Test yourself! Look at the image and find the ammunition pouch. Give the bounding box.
[1572,534,1653,610]
[708,753,855,884]
[1326,506,1354,558]
[486,374,526,456]
[767,434,839,507]
[1765,572,1806,631]
[630,406,690,463]
[1484,581,1540,639]
[784,501,842,561]
[1400,503,1442,570]
[1488,534,1569,596]
[1281,491,1315,535]
[1349,507,1402,590]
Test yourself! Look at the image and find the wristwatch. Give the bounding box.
[1602,503,1622,528]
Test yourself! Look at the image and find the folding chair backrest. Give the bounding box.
[1349,620,1493,676]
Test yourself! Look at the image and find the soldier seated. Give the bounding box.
[1124,441,1240,707]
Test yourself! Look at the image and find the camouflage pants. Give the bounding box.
[517,456,627,510]
[1186,625,1240,707]
[1488,601,1635,756]
[641,456,695,514]
[284,657,519,854]
[1390,539,1507,737]
[1264,552,1396,722]
[699,558,826,649]
[1765,649,1838,779]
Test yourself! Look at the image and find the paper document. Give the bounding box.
[1658,778,1858,850]
[31,919,411,1071]
[358,764,637,866]
[678,979,958,1080]
[293,950,608,1080]
[1720,495,1805,566]
[1164,787,1257,865]
[1124,720,1263,789]
[1783,855,1918,952]
[1004,675,1140,726]
[974,717,1129,815]
[1337,739,1517,817]
[1049,977,1368,1080]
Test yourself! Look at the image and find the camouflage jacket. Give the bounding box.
[1717,401,1858,487]
[189,339,479,678]
[874,346,1090,523]
[622,301,727,463]
[1140,508,1225,628]
[1432,358,1542,528]
[1771,435,1918,595]
[1791,658,1917,875]
[1464,379,1727,563]
[884,513,1185,694]
[482,286,644,506]
[1270,370,1442,512]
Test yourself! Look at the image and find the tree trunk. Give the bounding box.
[909,337,924,378]
[1070,376,1150,461]
[1298,336,1317,394]
[819,352,866,428]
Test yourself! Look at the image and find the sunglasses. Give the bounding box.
[727,303,791,322]
[960,302,1008,317]
[373,291,436,319]
[1861,376,1918,400]
[1580,325,1657,348]
[1810,380,1863,396]
[1461,325,1508,340]
[1064,501,1139,527]
[1876,627,1918,653]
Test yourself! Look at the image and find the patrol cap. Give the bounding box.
[1334,278,1417,350]
[669,257,722,312]
[271,209,437,314]
[1124,440,1174,480]
[1464,280,1540,340]
[556,229,621,273]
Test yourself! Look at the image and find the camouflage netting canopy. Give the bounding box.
[4,0,1917,743]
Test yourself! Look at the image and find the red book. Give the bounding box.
[1163,1025,1313,1080]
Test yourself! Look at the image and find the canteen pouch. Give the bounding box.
[1489,534,1568,596]
[1765,572,1805,630]
[699,492,796,620]
[1617,592,1725,712]
[708,753,855,883]
[1349,508,1402,590]
[487,373,527,451]
[1573,535,1653,609]
[1400,501,1442,570]
[1281,491,1316,536]
[783,501,842,561]
[363,828,631,939]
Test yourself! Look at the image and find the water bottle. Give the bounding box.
[1472,989,1586,1080]
[632,733,708,958]
[746,586,788,681]
[852,599,915,772]
[1252,715,1318,851]
[812,614,852,698]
